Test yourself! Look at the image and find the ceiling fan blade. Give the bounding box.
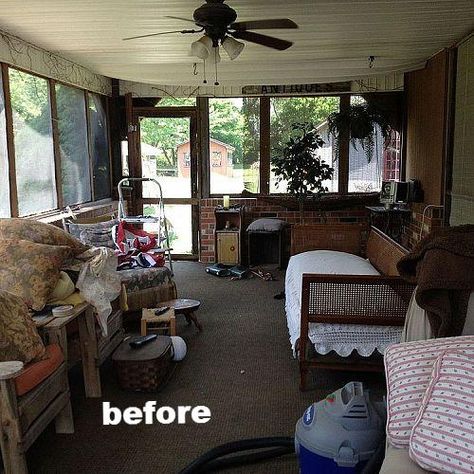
[122,29,200,41]
[231,30,293,51]
[231,19,298,31]
[164,15,196,24]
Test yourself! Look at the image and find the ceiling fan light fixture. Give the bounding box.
[222,36,245,60]
[191,35,213,59]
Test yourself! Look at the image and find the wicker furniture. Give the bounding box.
[157,299,202,331]
[0,350,73,474]
[112,336,173,392]
[294,226,415,390]
[141,307,177,336]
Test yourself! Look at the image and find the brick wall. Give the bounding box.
[199,197,371,263]
[401,203,444,250]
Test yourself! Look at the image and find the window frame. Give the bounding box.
[0,63,113,218]
[207,93,404,199]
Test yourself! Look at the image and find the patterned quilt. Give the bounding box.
[119,266,174,293]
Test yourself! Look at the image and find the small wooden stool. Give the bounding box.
[141,308,176,336]
[157,299,202,331]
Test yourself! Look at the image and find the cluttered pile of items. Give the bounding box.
[205,263,276,281]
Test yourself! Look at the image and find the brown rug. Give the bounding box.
[27,262,385,473]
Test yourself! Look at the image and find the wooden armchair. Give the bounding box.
[0,345,73,474]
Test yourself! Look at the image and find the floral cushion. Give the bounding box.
[409,350,474,473]
[0,218,88,256]
[0,289,46,363]
[0,239,73,311]
[119,266,174,293]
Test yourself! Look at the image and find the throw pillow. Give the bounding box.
[0,218,88,256]
[246,218,288,232]
[0,239,73,311]
[67,218,118,249]
[409,350,474,473]
[0,289,47,363]
[384,335,474,447]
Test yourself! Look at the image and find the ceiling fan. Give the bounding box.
[123,0,298,54]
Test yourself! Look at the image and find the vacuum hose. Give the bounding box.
[179,437,295,474]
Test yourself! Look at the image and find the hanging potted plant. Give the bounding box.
[327,102,392,162]
[272,122,334,217]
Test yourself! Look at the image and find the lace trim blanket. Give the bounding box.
[285,250,403,357]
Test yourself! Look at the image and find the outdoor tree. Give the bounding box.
[140,116,189,171]
[270,96,339,159]
[209,99,245,164]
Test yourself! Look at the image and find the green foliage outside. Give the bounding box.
[56,84,91,205]
[9,69,56,215]
[270,97,339,160]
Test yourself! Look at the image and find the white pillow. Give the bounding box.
[409,350,474,473]
[384,336,474,447]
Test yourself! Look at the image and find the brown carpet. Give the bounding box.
[27,262,386,473]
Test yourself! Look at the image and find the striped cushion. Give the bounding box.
[385,336,474,447]
[409,350,474,473]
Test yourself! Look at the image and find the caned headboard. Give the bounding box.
[366,226,408,276]
[290,223,367,256]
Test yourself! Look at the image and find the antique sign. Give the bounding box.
[241,82,352,95]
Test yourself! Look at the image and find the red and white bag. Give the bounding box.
[113,221,157,254]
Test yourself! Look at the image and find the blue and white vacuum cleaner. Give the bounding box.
[295,381,385,473]
[180,381,385,473]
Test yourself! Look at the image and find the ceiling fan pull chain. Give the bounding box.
[214,47,219,85]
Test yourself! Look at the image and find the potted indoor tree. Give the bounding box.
[272,122,334,217]
[327,102,392,162]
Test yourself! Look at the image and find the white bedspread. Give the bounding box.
[285,250,403,357]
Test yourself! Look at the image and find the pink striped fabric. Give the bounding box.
[384,336,474,447]
[409,350,474,473]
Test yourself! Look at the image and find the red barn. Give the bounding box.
[177,138,235,178]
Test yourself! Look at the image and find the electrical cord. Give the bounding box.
[179,437,295,474]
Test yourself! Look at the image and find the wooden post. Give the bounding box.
[2,65,19,217]
[338,95,350,195]
[0,362,27,474]
[260,97,270,194]
[54,367,74,434]
[77,306,101,398]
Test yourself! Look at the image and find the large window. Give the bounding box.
[209,98,260,194]
[0,69,10,217]
[56,84,91,206]
[1,66,111,217]
[270,97,340,193]
[88,93,111,200]
[205,93,402,197]
[348,96,401,193]
[10,69,56,216]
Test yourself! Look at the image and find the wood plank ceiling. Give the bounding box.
[0,0,473,86]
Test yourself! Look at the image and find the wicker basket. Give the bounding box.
[112,336,173,392]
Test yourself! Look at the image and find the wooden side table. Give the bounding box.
[37,303,102,398]
[141,308,176,336]
[157,299,202,331]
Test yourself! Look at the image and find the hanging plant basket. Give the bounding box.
[327,103,392,162]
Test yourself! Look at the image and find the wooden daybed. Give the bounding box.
[287,224,415,390]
